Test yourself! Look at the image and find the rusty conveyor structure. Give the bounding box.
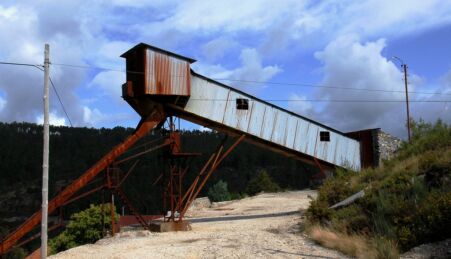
[122,43,361,171]
[1,43,366,255]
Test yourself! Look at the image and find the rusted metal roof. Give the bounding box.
[121,43,196,63]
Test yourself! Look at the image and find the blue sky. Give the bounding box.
[0,0,450,138]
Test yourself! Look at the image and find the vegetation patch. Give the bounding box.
[306,120,451,258]
[49,203,119,254]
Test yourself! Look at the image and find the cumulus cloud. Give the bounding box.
[201,37,239,62]
[193,48,282,93]
[88,71,125,103]
[0,0,450,131]
[288,35,410,137]
[288,35,451,138]
[0,96,6,111]
[289,93,314,115]
[0,2,87,126]
[36,112,66,126]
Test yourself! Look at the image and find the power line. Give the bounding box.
[0,61,43,68]
[189,99,451,103]
[0,60,73,126]
[49,62,451,96]
[51,62,144,75]
[2,60,451,97]
[49,77,73,127]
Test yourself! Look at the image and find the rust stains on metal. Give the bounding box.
[145,49,191,96]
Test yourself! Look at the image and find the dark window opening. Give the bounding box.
[320,131,330,142]
[236,98,249,110]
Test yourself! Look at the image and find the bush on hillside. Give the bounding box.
[306,120,451,256]
[49,203,119,254]
[207,180,231,202]
[245,170,280,196]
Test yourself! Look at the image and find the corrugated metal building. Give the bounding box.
[121,43,367,171]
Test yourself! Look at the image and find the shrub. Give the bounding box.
[49,203,118,254]
[306,119,451,254]
[4,247,27,259]
[245,170,280,195]
[207,180,231,202]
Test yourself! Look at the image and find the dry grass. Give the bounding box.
[308,226,375,259]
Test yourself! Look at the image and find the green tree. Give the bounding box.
[49,203,118,254]
[207,180,231,202]
[245,170,280,196]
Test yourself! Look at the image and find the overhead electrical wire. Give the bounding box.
[1,60,451,103]
[49,77,73,127]
[0,60,73,127]
[49,62,451,97]
[188,99,451,103]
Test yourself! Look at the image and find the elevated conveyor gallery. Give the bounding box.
[121,43,362,171]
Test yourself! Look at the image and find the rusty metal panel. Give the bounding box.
[184,74,361,170]
[145,49,190,96]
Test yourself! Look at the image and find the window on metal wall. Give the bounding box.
[320,131,330,142]
[236,98,249,110]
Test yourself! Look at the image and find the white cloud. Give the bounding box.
[194,48,282,93]
[88,71,125,100]
[198,126,212,132]
[201,37,239,62]
[0,0,450,131]
[0,96,5,111]
[83,106,104,126]
[36,112,66,126]
[289,93,313,115]
[289,35,412,137]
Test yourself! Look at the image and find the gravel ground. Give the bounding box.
[401,239,451,259]
[51,190,352,259]
[50,190,349,259]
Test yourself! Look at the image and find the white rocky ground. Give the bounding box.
[50,190,349,259]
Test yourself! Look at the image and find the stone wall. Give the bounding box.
[377,130,403,163]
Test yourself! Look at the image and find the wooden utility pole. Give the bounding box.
[402,64,411,141]
[41,43,50,259]
[392,56,411,141]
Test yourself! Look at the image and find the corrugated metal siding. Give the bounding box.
[145,49,190,96]
[185,74,361,170]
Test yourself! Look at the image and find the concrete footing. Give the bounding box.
[149,221,192,232]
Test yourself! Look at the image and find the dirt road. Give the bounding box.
[51,190,348,259]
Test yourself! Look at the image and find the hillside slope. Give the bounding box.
[307,120,451,258]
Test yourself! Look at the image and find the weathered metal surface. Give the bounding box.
[145,48,191,96]
[345,129,380,168]
[184,74,361,170]
[119,43,362,170]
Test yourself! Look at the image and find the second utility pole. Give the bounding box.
[402,64,411,141]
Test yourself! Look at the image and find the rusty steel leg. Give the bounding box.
[110,192,116,236]
[0,109,165,255]
[101,189,105,237]
[313,157,326,179]
[179,134,245,219]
